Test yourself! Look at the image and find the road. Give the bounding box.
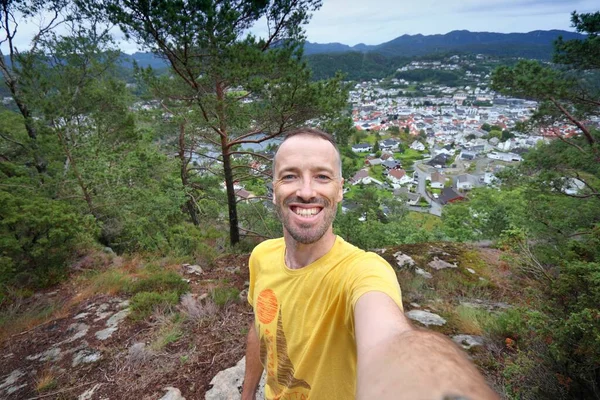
[412,161,442,217]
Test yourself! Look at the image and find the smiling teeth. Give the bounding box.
[295,208,319,216]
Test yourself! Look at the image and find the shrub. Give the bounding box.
[127,270,189,297]
[129,291,180,320]
[0,191,94,288]
[211,287,240,307]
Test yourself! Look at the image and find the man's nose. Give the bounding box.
[296,177,316,200]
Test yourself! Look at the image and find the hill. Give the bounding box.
[0,242,524,398]
[117,29,586,81]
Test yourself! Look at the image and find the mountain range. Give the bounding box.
[120,29,586,70]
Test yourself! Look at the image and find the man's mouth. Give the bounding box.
[291,206,321,217]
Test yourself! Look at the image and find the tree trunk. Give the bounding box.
[57,130,96,218]
[4,74,47,174]
[215,81,240,246]
[178,123,200,226]
[222,137,240,246]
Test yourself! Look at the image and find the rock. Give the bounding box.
[103,246,115,254]
[63,323,89,343]
[223,266,240,274]
[406,310,447,326]
[467,268,476,274]
[95,308,130,340]
[74,312,90,320]
[452,335,484,350]
[26,347,63,362]
[128,342,152,364]
[460,299,511,312]
[394,251,416,269]
[198,293,209,301]
[415,267,432,279]
[239,288,248,302]
[205,357,265,400]
[409,302,421,308]
[78,384,102,400]
[72,348,102,367]
[0,369,25,392]
[94,303,113,321]
[185,265,204,275]
[160,386,186,400]
[428,257,457,270]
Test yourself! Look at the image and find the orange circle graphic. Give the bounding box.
[256,289,278,324]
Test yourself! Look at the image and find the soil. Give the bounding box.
[0,254,253,400]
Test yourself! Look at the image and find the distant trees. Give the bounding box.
[86,0,348,246]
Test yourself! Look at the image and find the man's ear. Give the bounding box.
[337,178,344,202]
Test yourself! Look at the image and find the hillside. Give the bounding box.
[116,29,586,73]
[0,242,526,399]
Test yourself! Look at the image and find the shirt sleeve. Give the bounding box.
[345,253,403,323]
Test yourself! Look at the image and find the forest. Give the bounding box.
[0,0,599,398]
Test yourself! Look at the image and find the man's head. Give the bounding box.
[272,128,344,245]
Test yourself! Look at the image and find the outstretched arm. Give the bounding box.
[355,292,499,400]
[242,321,263,400]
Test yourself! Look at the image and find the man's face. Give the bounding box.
[272,135,343,245]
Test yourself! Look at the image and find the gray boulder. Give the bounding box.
[406,310,447,326]
[205,357,265,400]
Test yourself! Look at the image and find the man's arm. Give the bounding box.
[242,321,263,400]
[355,291,499,400]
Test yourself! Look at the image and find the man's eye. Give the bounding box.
[316,175,332,181]
[281,174,296,180]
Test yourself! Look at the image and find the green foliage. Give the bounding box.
[211,287,240,307]
[127,270,189,297]
[0,191,94,287]
[395,69,462,86]
[306,52,402,81]
[129,291,181,320]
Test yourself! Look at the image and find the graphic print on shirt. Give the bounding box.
[256,289,311,399]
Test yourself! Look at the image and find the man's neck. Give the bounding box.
[283,231,337,270]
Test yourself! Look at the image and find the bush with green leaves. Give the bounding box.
[0,191,94,288]
[211,287,240,307]
[127,270,189,297]
[129,291,181,320]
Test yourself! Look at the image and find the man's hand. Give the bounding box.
[354,291,499,400]
[242,321,263,400]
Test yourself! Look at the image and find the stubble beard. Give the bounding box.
[276,197,337,245]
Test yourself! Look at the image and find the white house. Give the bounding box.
[430,171,447,189]
[380,138,401,151]
[349,169,383,186]
[388,169,412,186]
[487,152,522,162]
[352,143,372,153]
[410,141,425,151]
[455,174,478,190]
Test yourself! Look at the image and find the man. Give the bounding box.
[242,128,498,400]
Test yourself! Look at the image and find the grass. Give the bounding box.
[0,298,64,343]
[406,212,442,231]
[368,165,386,182]
[35,368,58,393]
[150,313,184,351]
[211,287,240,307]
[130,291,181,321]
[450,305,494,335]
[394,149,425,169]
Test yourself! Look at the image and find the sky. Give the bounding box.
[1,0,597,54]
[296,0,598,46]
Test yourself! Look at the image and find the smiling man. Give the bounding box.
[242,128,498,400]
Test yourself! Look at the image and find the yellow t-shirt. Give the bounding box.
[248,236,403,400]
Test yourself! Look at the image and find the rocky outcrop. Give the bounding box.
[205,357,265,400]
